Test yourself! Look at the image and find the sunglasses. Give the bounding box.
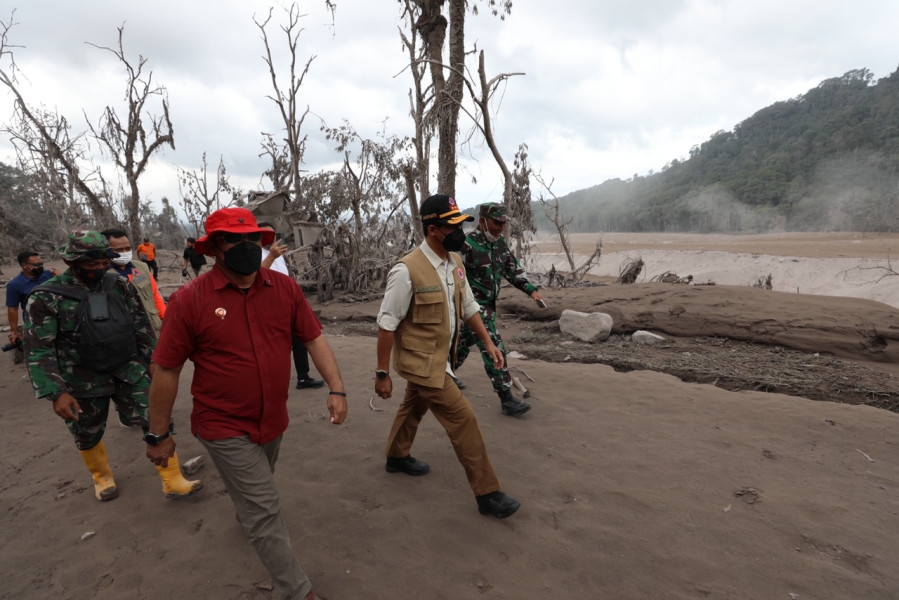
[27,262,44,269]
[218,232,263,244]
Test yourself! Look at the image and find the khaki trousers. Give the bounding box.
[198,434,312,600]
[385,372,501,496]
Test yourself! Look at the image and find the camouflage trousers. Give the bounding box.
[452,305,512,394]
[63,374,152,450]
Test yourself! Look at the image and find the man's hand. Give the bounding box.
[486,343,505,369]
[327,393,349,425]
[146,436,176,468]
[269,239,288,258]
[53,393,82,421]
[9,331,22,344]
[531,290,546,307]
[181,269,189,277]
[375,375,393,399]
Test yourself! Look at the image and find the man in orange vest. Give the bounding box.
[137,236,158,280]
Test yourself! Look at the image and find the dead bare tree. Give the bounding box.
[178,153,237,237]
[1,12,116,228]
[398,0,434,239]
[5,104,112,233]
[255,4,314,215]
[507,144,536,256]
[259,132,292,193]
[462,50,523,201]
[533,171,603,282]
[413,0,453,195]
[320,120,411,296]
[458,50,535,253]
[839,258,899,286]
[534,172,576,272]
[85,25,175,242]
[570,239,603,282]
[403,0,512,197]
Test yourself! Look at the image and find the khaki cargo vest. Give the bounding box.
[129,259,162,335]
[394,248,467,388]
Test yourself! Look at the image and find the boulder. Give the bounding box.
[632,330,666,345]
[559,309,613,343]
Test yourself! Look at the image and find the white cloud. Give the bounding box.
[2,0,899,215]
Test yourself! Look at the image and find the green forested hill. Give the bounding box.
[536,67,899,233]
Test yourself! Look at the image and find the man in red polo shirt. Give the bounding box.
[145,207,347,600]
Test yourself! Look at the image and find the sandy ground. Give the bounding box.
[3,233,899,600]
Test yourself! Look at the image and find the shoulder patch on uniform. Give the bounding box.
[414,284,442,294]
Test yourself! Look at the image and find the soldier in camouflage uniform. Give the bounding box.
[24,229,201,502]
[453,202,546,416]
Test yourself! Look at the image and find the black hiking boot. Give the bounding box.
[498,390,532,416]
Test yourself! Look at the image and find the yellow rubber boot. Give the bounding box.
[156,450,203,498]
[79,441,119,502]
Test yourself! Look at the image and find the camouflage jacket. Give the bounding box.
[24,269,156,399]
[461,230,538,308]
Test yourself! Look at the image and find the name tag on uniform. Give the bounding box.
[414,285,443,294]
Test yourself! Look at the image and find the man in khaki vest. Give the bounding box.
[102,228,167,336]
[374,194,520,519]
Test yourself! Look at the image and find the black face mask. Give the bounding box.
[440,228,467,252]
[75,264,108,284]
[28,266,45,277]
[223,241,262,275]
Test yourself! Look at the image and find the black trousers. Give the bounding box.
[291,335,310,379]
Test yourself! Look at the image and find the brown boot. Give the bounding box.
[79,441,118,502]
[155,449,203,498]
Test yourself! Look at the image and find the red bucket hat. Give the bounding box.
[194,207,276,255]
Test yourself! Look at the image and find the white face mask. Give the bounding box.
[112,250,132,266]
[480,219,499,242]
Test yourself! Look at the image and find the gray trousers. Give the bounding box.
[198,434,312,600]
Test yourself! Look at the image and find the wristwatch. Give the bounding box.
[376,369,389,380]
[143,431,171,446]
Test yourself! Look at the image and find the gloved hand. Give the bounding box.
[181,269,188,277]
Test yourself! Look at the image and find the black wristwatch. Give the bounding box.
[143,431,171,446]
[376,369,389,380]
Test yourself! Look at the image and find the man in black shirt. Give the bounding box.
[182,237,207,278]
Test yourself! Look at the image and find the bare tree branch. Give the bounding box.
[255,4,314,213]
[534,172,576,272]
[0,14,113,224]
[177,153,236,237]
[85,25,175,240]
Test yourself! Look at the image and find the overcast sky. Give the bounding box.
[2,0,898,215]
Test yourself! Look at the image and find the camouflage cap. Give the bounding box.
[61,229,119,261]
[478,202,509,222]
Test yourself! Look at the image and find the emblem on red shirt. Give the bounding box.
[215,307,227,319]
